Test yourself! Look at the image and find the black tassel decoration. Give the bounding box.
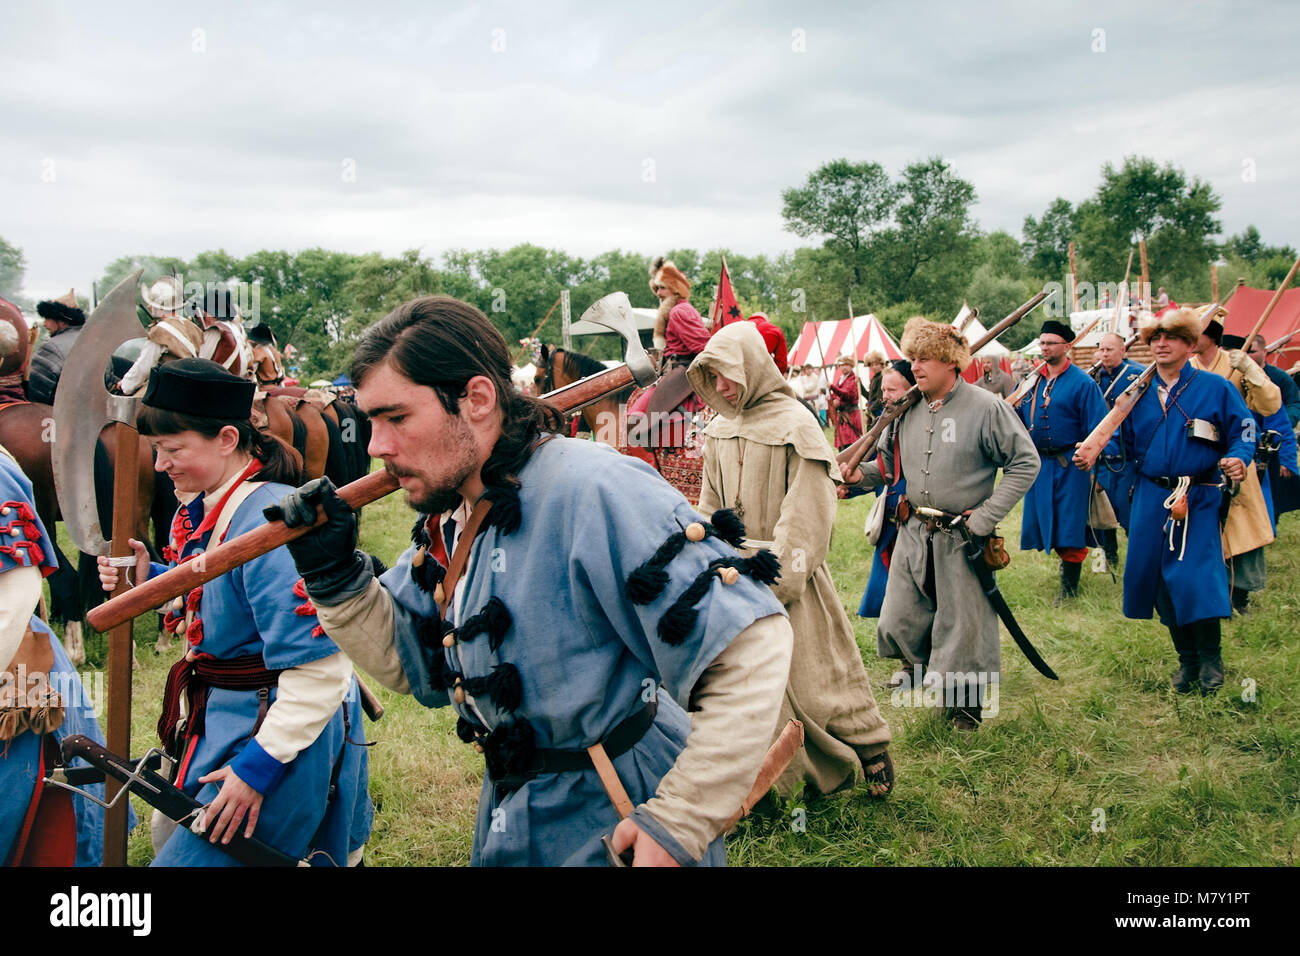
[483,718,535,780]
[455,715,479,743]
[656,568,716,646]
[485,663,523,713]
[710,508,748,547]
[458,596,512,651]
[482,485,523,536]
[625,565,670,605]
[417,615,444,650]
[410,515,432,548]
[744,549,782,584]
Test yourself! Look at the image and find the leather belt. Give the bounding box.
[1037,444,1076,457]
[492,697,658,792]
[1147,471,1221,489]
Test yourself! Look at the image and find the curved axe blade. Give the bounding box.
[52,270,146,555]
[577,292,657,387]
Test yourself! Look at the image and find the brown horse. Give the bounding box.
[0,400,156,663]
[535,345,631,445]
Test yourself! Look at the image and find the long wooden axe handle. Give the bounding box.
[836,290,1048,476]
[88,362,641,632]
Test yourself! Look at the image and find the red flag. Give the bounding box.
[712,257,742,330]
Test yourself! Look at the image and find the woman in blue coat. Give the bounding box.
[98,359,371,866]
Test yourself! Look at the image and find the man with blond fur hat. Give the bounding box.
[1104,308,1254,693]
[843,317,1039,730]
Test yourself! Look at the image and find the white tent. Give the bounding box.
[951,305,1009,358]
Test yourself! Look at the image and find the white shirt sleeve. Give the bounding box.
[254,650,354,764]
[0,564,43,672]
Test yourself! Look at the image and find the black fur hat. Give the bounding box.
[36,299,86,327]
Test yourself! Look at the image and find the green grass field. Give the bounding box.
[64,457,1300,867]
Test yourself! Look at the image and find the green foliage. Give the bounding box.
[1073,156,1222,287]
[1022,197,1076,278]
[0,236,29,308]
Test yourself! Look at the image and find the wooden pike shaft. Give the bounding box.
[836,290,1048,475]
[1244,252,1300,347]
[721,720,805,833]
[103,420,138,866]
[1139,240,1150,309]
[88,363,641,632]
[1068,242,1078,313]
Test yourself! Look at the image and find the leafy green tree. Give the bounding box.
[1021,198,1076,278]
[0,236,29,308]
[1222,225,1296,266]
[871,157,980,312]
[781,159,899,289]
[1074,156,1221,288]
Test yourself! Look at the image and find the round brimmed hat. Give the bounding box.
[1038,319,1075,343]
[143,357,254,421]
[141,277,186,319]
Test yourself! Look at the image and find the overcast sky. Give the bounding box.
[3,0,1297,301]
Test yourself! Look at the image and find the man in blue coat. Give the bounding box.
[1086,332,1144,568]
[273,296,795,866]
[1114,309,1254,694]
[1015,320,1112,604]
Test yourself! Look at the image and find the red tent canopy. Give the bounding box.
[1223,285,1300,370]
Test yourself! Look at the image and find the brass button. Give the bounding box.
[434,583,445,605]
[442,632,456,648]
[685,522,706,542]
[718,566,741,585]
[412,546,426,568]
[172,596,185,612]
[454,686,466,704]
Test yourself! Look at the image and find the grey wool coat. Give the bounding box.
[859,377,1039,688]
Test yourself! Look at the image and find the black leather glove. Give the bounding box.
[263,477,373,604]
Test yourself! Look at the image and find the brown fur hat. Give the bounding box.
[649,256,691,300]
[899,315,972,371]
[1137,306,1212,347]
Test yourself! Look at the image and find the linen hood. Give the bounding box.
[689,322,837,471]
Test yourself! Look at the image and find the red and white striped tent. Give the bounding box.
[788,314,902,367]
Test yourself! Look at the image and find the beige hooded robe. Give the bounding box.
[689,323,891,795]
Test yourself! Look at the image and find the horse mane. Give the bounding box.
[558,348,607,382]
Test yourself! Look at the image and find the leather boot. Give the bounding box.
[1190,618,1224,695]
[1053,560,1082,606]
[1103,530,1120,570]
[1168,625,1198,694]
[1231,587,1250,616]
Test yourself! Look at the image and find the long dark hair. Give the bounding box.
[351,295,563,490]
[136,406,303,486]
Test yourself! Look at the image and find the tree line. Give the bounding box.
[1,154,1293,375]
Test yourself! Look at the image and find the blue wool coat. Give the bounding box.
[149,483,372,867]
[1122,364,1255,626]
[1093,358,1145,531]
[381,437,785,866]
[1016,361,1112,552]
